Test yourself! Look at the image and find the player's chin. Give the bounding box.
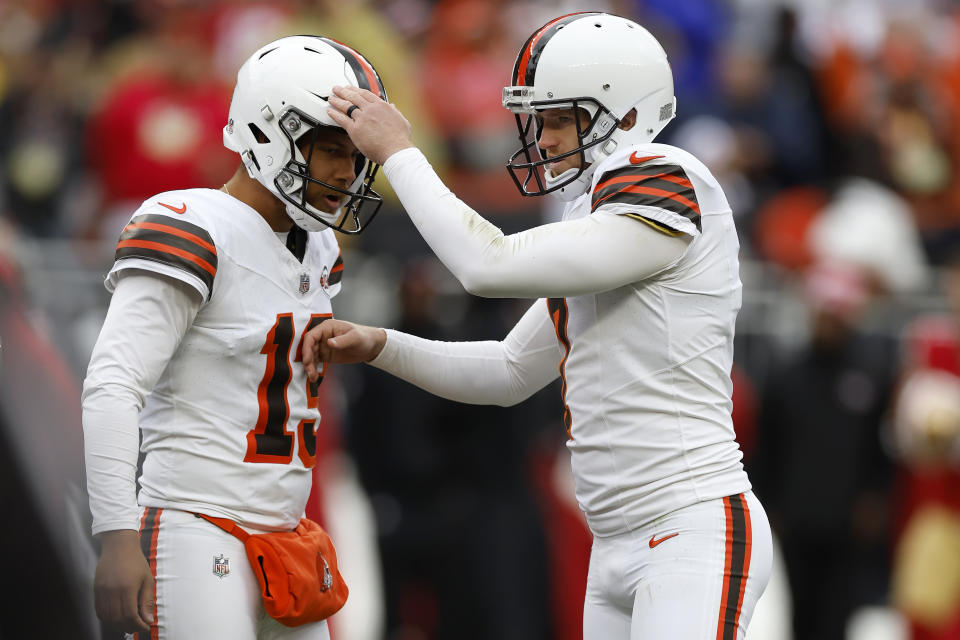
[547,160,575,175]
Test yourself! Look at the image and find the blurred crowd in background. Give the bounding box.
[3,0,960,639]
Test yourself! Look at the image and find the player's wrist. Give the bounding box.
[380,142,415,166]
[98,529,141,550]
[365,327,387,362]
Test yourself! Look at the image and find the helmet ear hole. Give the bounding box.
[618,109,638,132]
[575,107,592,136]
[248,123,270,144]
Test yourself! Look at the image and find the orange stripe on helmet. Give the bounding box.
[513,12,595,86]
[321,37,386,100]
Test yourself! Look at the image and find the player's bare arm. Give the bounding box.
[94,529,154,632]
[327,86,413,165]
[303,318,386,381]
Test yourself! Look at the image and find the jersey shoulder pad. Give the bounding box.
[113,190,219,298]
[591,146,702,234]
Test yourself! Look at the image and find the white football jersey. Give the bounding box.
[107,188,343,530]
[554,143,750,536]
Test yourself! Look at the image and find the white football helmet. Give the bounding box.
[223,35,387,233]
[502,13,676,201]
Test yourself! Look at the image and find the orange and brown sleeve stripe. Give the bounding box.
[592,164,701,232]
[328,251,344,286]
[116,214,217,296]
[716,494,752,640]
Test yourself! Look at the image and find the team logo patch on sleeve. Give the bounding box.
[115,213,218,295]
[592,163,701,232]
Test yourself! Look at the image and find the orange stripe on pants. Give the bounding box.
[715,494,752,640]
[134,507,163,640]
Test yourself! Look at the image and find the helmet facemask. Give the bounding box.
[504,87,619,197]
[273,108,383,235]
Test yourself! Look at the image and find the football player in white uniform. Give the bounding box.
[306,12,772,640]
[82,36,386,639]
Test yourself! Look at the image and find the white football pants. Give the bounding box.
[583,491,772,640]
[132,507,330,640]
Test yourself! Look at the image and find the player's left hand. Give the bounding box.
[327,86,413,165]
[303,318,387,382]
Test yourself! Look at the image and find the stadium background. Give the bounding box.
[2,0,960,638]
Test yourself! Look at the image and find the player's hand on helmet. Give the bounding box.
[327,86,413,165]
[303,318,387,381]
[94,529,154,633]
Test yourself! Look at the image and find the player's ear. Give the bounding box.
[619,109,638,131]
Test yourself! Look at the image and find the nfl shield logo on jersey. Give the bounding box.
[299,272,310,295]
[213,554,230,578]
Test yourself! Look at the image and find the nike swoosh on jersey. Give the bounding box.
[648,532,679,548]
[159,201,187,214]
[630,152,665,165]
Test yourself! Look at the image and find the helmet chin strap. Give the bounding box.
[547,163,599,202]
[286,203,337,232]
